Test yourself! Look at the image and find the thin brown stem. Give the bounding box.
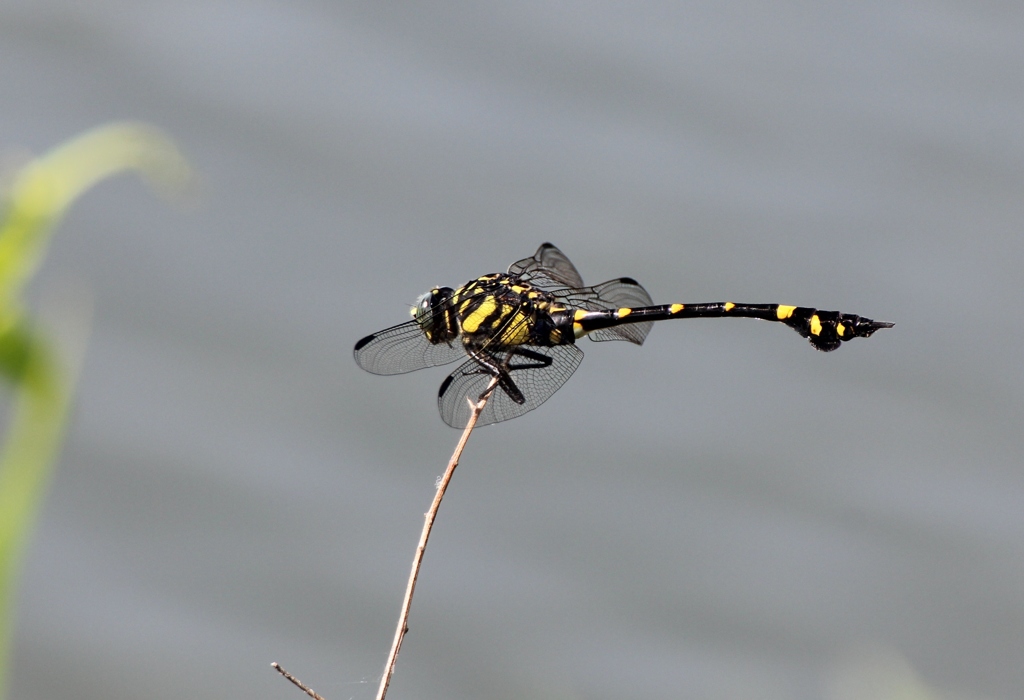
[272,662,327,700]
[273,379,498,700]
[375,379,498,700]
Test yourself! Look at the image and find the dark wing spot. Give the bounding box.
[438,374,456,398]
[354,334,376,351]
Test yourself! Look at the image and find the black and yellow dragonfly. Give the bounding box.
[354,243,892,428]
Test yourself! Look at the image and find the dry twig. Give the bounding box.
[375,380,498,700]
[272,662,326,700]
[274,379,498,700]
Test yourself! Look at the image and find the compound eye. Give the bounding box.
[411,290,434,327]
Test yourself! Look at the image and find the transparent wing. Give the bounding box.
[437,344,584,428]
[353,319,465,375]
[507,242,586,291]
[553,277,655,345]
[354,282,502,375]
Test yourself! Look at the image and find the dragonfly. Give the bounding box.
[354,243,892,428]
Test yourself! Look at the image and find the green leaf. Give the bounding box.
[0,123,191,700]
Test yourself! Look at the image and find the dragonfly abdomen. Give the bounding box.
[571,302,893,352]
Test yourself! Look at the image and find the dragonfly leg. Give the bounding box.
[467,347,526,404]
[506,347,554,372]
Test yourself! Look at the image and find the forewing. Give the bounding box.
[554,277,655,345]
[354,281,507,375]
[507,242,586,290]
[437,344,584,428]
[353,319,464,375]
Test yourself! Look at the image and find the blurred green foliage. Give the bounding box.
[0,123,191,700]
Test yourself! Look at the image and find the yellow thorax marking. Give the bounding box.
[461,296,498,333]
[499,309,531,345]
[724,302,735,311]
[669,303,684,314]
[776,305,796,320]
[836,322,846,337]
[809,314,823,336]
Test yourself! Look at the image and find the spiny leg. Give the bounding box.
[495,348,555,404]
[463,346,556,405]
[466,347,526,404]
[505,347,554,372]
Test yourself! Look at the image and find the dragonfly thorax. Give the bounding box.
[448,274,574,349]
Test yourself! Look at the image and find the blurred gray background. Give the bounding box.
[3,2,1023,699]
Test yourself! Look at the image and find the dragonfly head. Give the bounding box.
[411,287,456,342]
